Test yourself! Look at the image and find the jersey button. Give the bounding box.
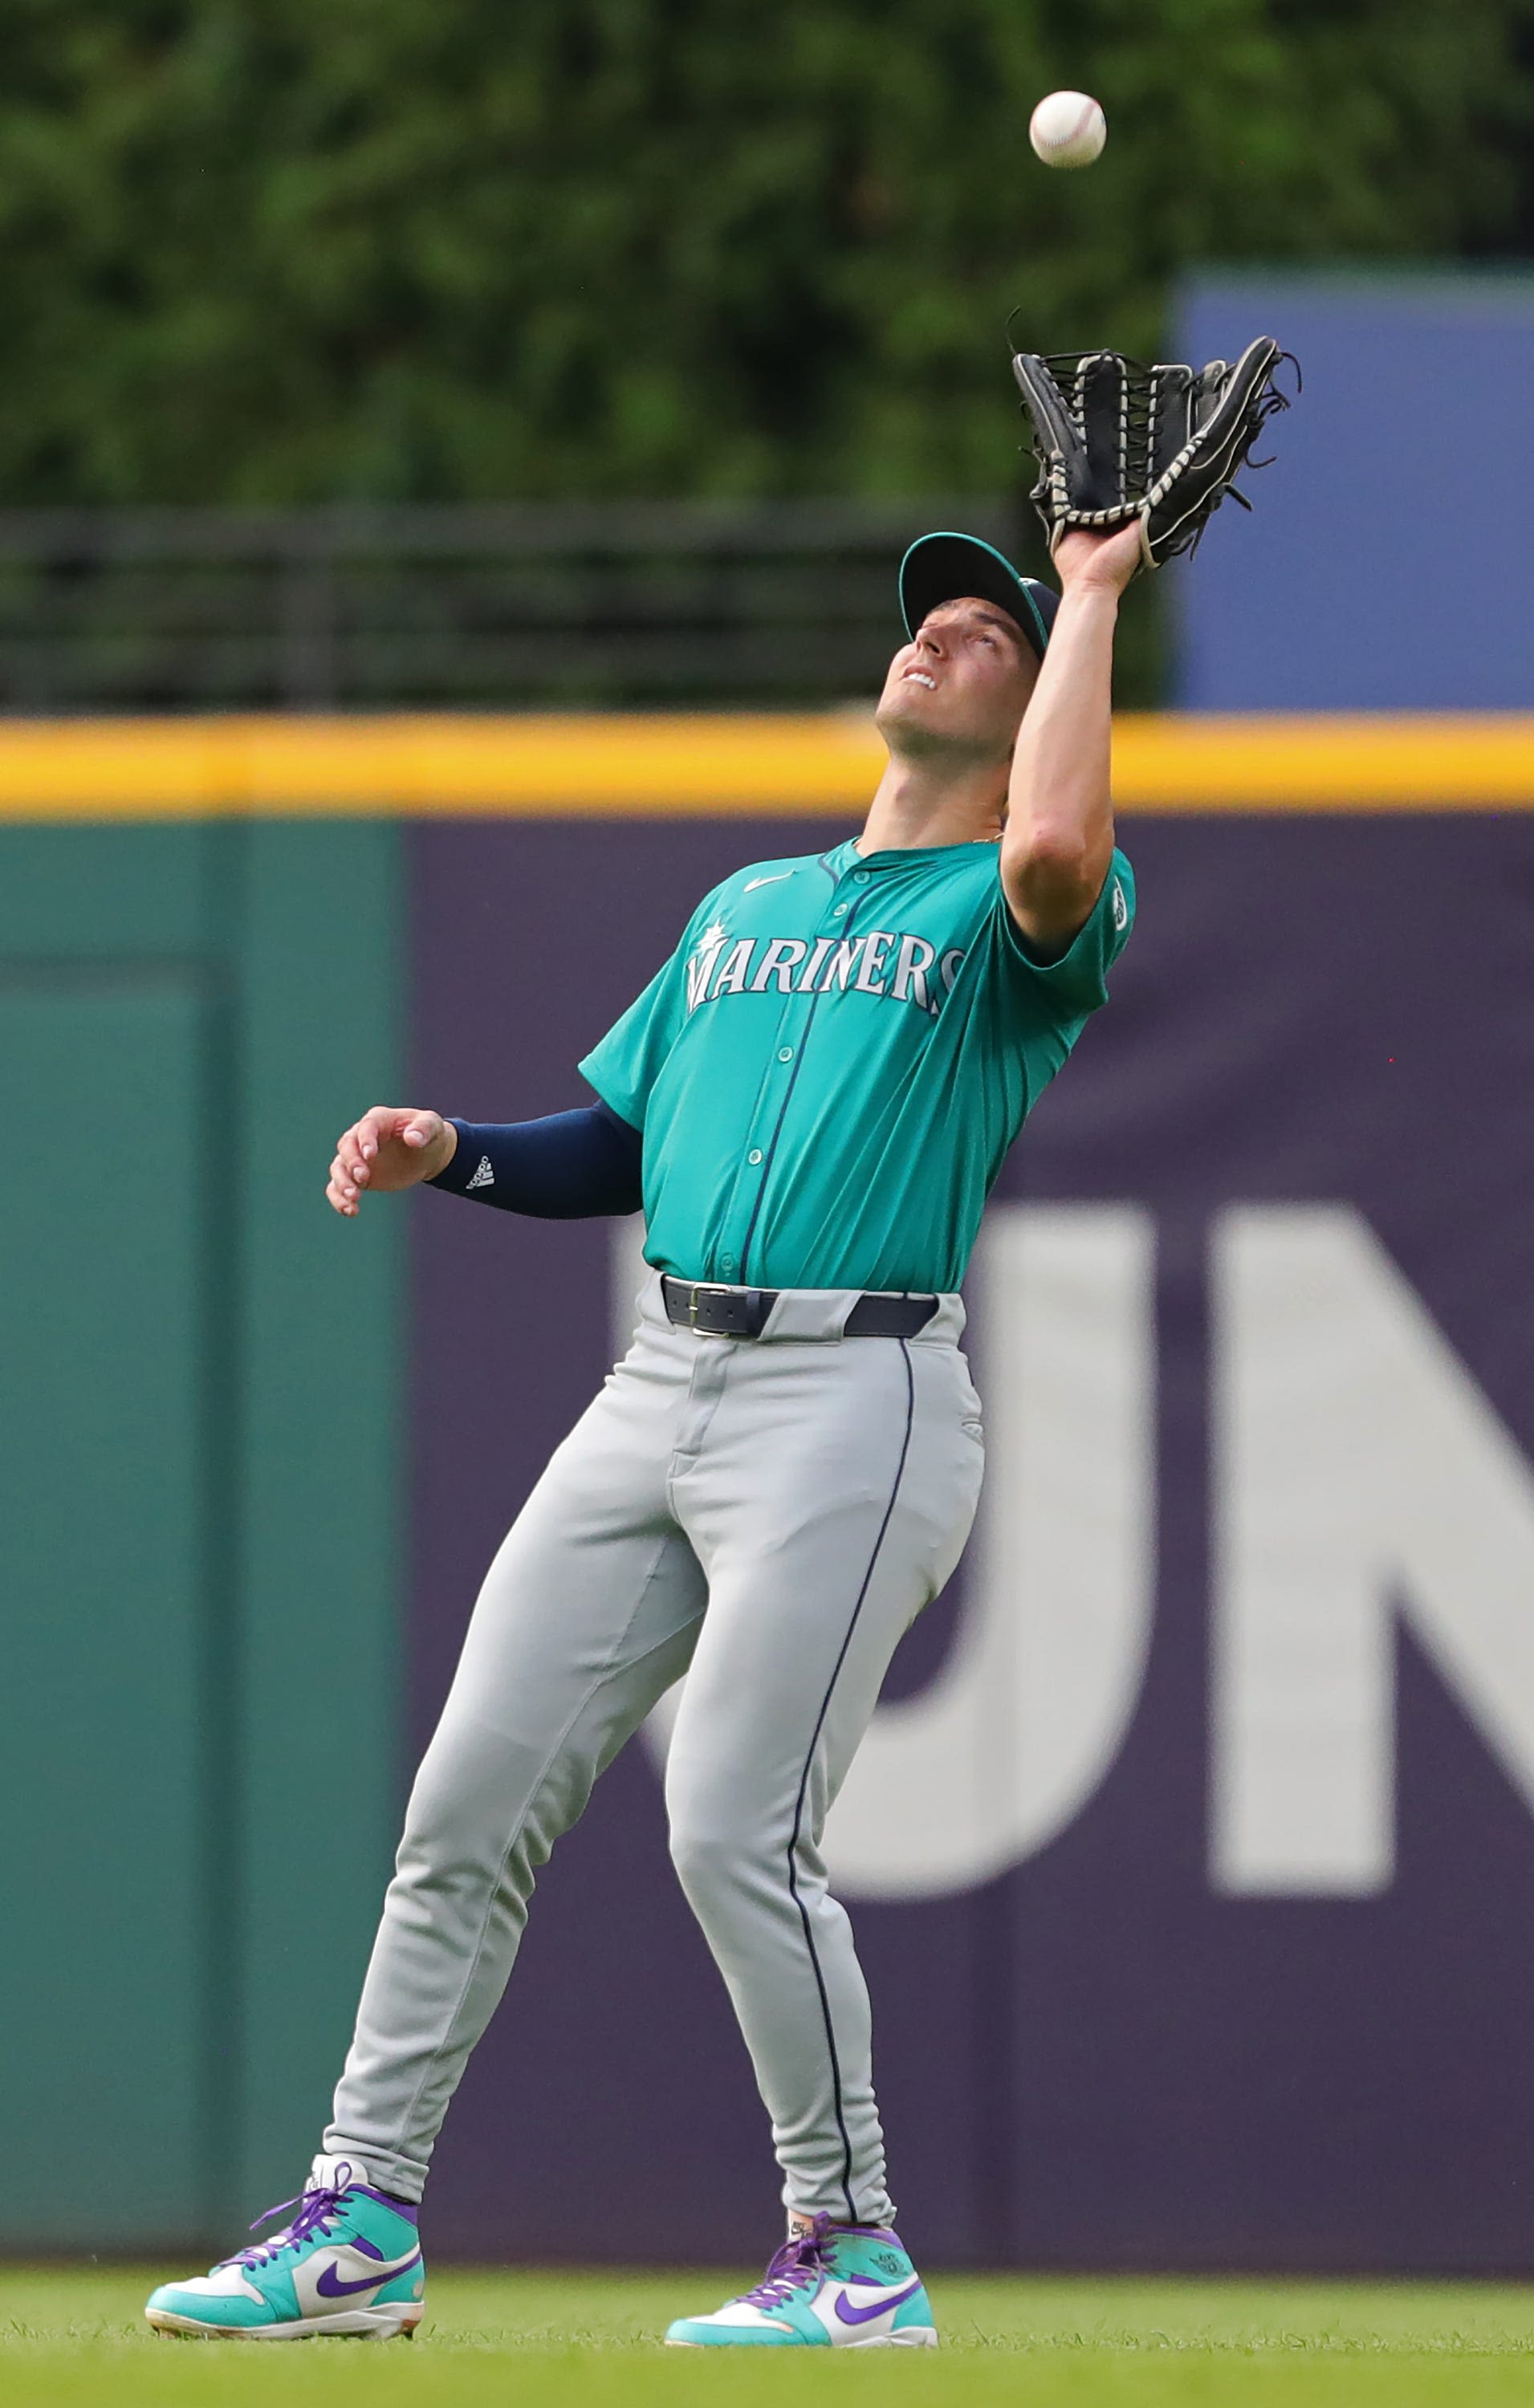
[748,1149,764,1165]
[777,1046,794,1063]
[832,902,848,917]
[720,1254,736,1272]
[853,870,869,885]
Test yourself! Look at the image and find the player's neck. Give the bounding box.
[857,752,1007,854]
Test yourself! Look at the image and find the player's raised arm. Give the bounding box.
[999,521,1140,953]
[328,1105,457,1216]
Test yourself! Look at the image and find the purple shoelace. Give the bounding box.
[220,2170,353,2270]
[741,2212,836,2310]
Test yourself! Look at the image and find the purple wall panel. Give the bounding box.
[409,811,1534,2272]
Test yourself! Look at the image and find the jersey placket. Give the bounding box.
[725,855,876,1288]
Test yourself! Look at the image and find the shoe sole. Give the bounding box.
[666,2330,938,2349]
[145,2306,421,2341]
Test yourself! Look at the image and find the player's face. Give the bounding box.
[874,599,1038,762]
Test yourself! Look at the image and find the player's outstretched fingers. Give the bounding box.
[328,1104,452,1210]
[356,1104,408,1164]
[340,1120,375,1175]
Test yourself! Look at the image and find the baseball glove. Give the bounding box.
[1010,337,1292,571]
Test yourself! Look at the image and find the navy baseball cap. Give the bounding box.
[899,531,1058,661]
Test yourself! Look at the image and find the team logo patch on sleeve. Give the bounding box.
[1112,878,1128,932]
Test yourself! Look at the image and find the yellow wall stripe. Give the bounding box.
[0,711,1531,819]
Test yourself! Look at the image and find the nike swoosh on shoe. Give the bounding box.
[314,2251,421,2300]
[833,2278,923,2327]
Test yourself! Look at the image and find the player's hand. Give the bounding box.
[1053,522,1144,598]
[327,1106,458,1217]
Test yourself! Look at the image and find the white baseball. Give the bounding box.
[1029,90,1107,171]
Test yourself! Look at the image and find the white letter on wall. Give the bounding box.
[1212,1206,1534,1895]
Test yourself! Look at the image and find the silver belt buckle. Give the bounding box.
[688,1282,734,1331]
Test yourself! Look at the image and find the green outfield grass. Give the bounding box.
[5,2266,1534,2407]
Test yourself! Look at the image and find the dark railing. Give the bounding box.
[0,501,1026,714]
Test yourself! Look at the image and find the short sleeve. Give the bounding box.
[999,846,1135,1019]
[578,888,722,1129]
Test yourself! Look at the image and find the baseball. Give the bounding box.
[1029,90,1107,170]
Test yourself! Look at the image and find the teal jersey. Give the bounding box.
[580,835,1134,1292]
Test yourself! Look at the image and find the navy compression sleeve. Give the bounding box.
[425,1102,643,1218]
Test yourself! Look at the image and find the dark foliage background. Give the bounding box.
[1,0,1530,507]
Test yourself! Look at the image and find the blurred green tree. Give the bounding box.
[0,0,1528,506]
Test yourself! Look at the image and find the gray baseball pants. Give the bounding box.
[325,1272,983,2223]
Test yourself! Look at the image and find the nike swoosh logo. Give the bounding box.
[833,2278,922,2327]
[314,2250,421,2300]
[744,873,793,891]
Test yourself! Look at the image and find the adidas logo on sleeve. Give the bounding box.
[466,1156,495,1191]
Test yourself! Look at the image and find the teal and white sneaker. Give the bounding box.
[144,2154,425,2341]
[665,2212,938,2348]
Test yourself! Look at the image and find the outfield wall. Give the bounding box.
[4,713,1534,2269]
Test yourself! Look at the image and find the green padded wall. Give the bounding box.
[0,823,403,2248]
[0,978,208,2241]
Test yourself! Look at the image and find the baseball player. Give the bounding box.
[145,516,1140,2348]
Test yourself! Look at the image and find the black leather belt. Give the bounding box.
[662,1275,938,1340]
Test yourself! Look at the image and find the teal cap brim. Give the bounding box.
[899,531,1058,661]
